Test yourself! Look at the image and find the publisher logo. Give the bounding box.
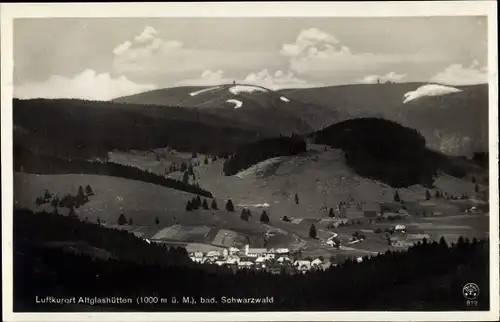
[462,283,480,300]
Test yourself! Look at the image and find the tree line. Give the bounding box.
[13,98,265,160]
[222,136,306,176]
[14,209,489,312]
[14,147,213,197]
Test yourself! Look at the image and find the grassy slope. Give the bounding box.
[13,172,280,247]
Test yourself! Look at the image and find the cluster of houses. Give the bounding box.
[188,244,332,273]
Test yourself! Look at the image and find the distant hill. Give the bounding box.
[280,83,489,156]
[13,98,267,160]
[311,118,479,187]
[113,84,342,135]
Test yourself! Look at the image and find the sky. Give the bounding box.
[13,16,489,100]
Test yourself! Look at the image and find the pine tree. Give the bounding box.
[225,199,235,212]
[118,213,127,225]
[191,198,199,210]
[85,184,94,196]
[180,162,187,172]
[309,224,317,239]
[155,217,160,225]
[294,193,299,205]
[260,210,270,223]
[435,190,441,199]
[204,156,209,165]
[240,209,249,221]
[394,190,401,202]
[202,199,209,210]
[44,189,52,201]
[97,217,101,224]
[328,207,335,217]
[188,163,194,176]
[211,199,218,210]
[192,151,198,159]
[182,171,189,185]
[472,176,476,183]
[50,196,58,208]
[474,183,479,193]
[128,218,133,225]
[196,196,202,207]
[186,200,193,211]
[425,189,432,200]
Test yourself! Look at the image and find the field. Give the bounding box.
[14,141,489,261]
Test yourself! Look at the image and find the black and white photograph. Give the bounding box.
[1,2,498,321]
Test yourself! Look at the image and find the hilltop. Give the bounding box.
[280,83,489,156]
[113,83,342,135]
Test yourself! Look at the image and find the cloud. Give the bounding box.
[176,70,231,86]
[243,69,320,90]
[429,60,488,85]
[357,71,408,84]
[280,28,340,57]
[112,26,277,78]
[14,69,157,100]
[135,26,159,43]
[176,68,319,90]
[282,28,442,75]
[403,84,462,104]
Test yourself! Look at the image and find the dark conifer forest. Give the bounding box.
[313,118,471,187]
[13,98,266,159]
[222,136,307,175]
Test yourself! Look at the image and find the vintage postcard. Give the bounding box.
[1,2,498,321]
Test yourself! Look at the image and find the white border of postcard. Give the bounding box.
[2,1,499,321]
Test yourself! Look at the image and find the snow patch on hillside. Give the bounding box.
[229,85,269,95]
[189,86,222,97]
[403,84,462,104]
[226,99,243,109]
[280,96,290,102]
[236,157,282,178]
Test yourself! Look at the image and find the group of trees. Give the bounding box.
[35,185,95,218]
[222,137,307,176]
[240,209,270,223]
[15,147,213,198]
[14,209,489,311]
[186,196,217,211]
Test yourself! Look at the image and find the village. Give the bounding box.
[185,244,336,274]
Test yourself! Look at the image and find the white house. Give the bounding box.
[394,224,406,233]
[225,255,240,265]
[229,247,240,255]
[356,257,363,263]
[311,258,323,267]
[244,245,267,257]
[276,248,290,255]
[238,261,253,268]
[277,256,291,263]
[294,260,311,271]
[207,251,222,258]
[255,256,267,263]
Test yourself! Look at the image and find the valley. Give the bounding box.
[12,81,490,272]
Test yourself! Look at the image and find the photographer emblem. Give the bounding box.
[462,283,480,300]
